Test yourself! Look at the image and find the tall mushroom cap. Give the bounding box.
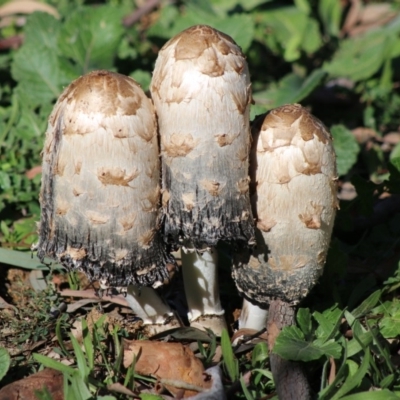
[233,104,338,305]
[36,70,175,288]
[150,25,254,250]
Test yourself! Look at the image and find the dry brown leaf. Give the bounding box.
[328,357,336,385]
[58,288,129,308]
[0,368,63,400]
[0,0,59,18]
[25,165,42,179]
[123,339,212,398]
[351,127,377,144]
[383,132,400,145]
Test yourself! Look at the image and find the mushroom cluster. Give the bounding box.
[36,25,338,394]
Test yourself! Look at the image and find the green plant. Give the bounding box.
[0,348,10,382]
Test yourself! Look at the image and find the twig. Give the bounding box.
[0,35,23,49]
[123,0,162,27]
[58,288,129,307]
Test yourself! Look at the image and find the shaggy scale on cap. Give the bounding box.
[150,25,255,250]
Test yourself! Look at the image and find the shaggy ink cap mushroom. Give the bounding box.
[233,104,338,306]
[233,104,338,398]
[36,70,176,289]
[150,25,255,334]
[150,25,255,251]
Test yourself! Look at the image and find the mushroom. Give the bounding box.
[35,70,179,333]
[233,104,338,398]
[150,25,255,334]
[238,298,268,331]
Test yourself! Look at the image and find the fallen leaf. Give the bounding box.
[0,1,59,18]
[58,288,129,307]
[29,269,47,292]
[150,326,212,342]
[123,339,212,398]
[0,368,63,400]
[25,165,42,179]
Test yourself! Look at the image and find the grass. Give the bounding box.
[1,244,400,398]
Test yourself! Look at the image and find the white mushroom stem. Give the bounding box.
[239,299,268,331]
[181,245,227,335]
[126,285,180,335]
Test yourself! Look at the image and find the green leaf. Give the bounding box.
[331,351,371,399]
[240,375,256,400]
[253,69,326,110]
[0,347,10,381]
[274,326,341,361]
[390,142,400,162]
[158,5,254,52]
[314,306,343,343]
[9,12,70,107]
[23,12,61,50]
[33,353,76,375]
[380,374,395,389]
[379,308,400,338]
[139,395,164,400]
[81,319,94,370]
[11,45,64,106]
[257,7,321,61]
[69,333,90,381]
[221,328,238,381]
[0,248,50,270]
[347,330,373,358]
[323,29,394,81]
[318,0,342,37]
[340,390,400,400]
[239,0,274,11]
[155,3,219,41]
[250,103,268,120]
[68,374,92,400]
[214,14,254,52]
[318,340,349,399]
[58,5,125,73]
[146,5,180,39]
[302,18,323,55]
[351,290,382,318]
[294,0,311,13]
[297,308,312,338]
[130,70,152,92]
[251,342,269,368]
[330,125,360,176]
